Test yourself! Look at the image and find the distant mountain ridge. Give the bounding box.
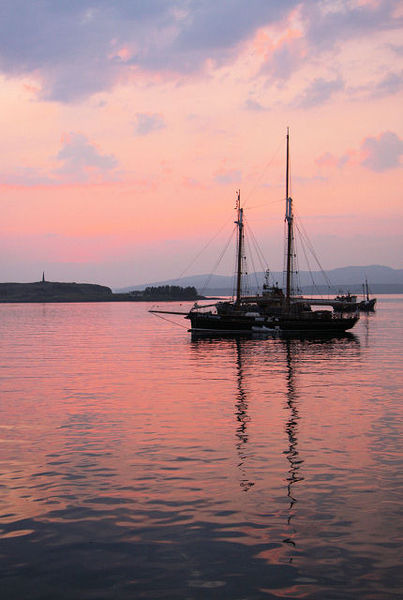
[116,265,403,295]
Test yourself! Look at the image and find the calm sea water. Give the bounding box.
[0,297,402,599]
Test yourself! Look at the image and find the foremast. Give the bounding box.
[235,190,244,305]
[285,128,294,311]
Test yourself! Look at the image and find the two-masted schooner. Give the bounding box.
[151,131,359,335]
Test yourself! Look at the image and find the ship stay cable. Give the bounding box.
[242,138,283,209]
[173,215,234,285]
[245,237,259,294]
[201,224,237,296]
[245,223,265,292]
[170,141,283,297]
[151,312,189,329]
[294,213,332,290]
[246,221,269,274]
[296,225,318,292]
[152,130,359,335]
[242,235,255,296]
[167,129,334,306]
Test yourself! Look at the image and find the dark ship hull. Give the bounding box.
[358,298,376,311]
[187,310,358,334]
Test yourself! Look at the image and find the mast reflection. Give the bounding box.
[282,339,304,555]
[234,339,254,492]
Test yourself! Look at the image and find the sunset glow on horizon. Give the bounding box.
[0,1,402,287]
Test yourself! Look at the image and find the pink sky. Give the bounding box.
[0,1,402,287]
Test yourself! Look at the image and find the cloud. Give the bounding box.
[55,133,118,181]
[0,167,56,187]
[301,0,401,53]
[0,135,119,187]
[259,1,401,84]
[182,177,208,190]
[389,43,403,56]
[133,113,166,136]
[373,70,403,97]
[0,1,400,102]
[316,152,346,169]
[244,98,267,111]
[260,35,306,82]
[315,131,403,173]
[294,76,344,108]
[0,1,298,102]
[360,131,403,172]
[214,169,241,185]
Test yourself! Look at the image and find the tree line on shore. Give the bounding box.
[140,285,200,299]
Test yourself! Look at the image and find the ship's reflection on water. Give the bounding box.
[4,298,400,600]
[283,340,303,556]
[234,339,254,493]
[190,331,361,567]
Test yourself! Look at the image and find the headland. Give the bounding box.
[0,281,204,303]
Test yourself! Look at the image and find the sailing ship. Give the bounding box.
[358,279,376,311]
[151,131,359,335]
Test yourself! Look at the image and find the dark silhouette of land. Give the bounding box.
[0,281,203,303]
[117,265,403,295]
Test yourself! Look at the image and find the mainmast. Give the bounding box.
[235,190,244,305]
[285,128,294,309]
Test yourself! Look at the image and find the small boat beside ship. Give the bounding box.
[332,279,377,312]
[151,130,359,335]
[334,292,358,312]
[358,279,377,311]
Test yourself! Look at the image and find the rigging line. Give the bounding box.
[151,312,189,329]
[296,225,328,294]
[242,138,284,209]
[231,230,238,300]
[282,220,288,289]
[244,232,260,292]
[242,243,250,296]
[246,221,268,272]
[246,197,284,211]
[294,214,332,287]
[295,225,317,291]
[246,228,264,280]
[174,215,234,283]
[245,228,265,289]
[293,234,301,295]
[201,224,236,295]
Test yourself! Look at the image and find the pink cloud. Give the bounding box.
[316,132,403,173]
[214,168,242,185]
[360,131,403,172]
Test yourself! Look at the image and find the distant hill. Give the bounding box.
[0,281,203,303]
[116,265,403,295]
[0,281,113,303]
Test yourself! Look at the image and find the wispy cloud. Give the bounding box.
[0,167,55,187]
[316,152,349,169]
[302,0,401,53]
[0,134,119,186]
[214,169,241,185]
[0,1,298,102]
[360,131,403,172]
[316,131,403,173]
[372,70,403,97]
[133,113,166,136]
[55,133,118,182]
[243,98,268,111]
[0,1,399,102]
[294,76,344,108]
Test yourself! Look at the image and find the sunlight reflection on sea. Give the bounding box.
[0,298,402,599]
